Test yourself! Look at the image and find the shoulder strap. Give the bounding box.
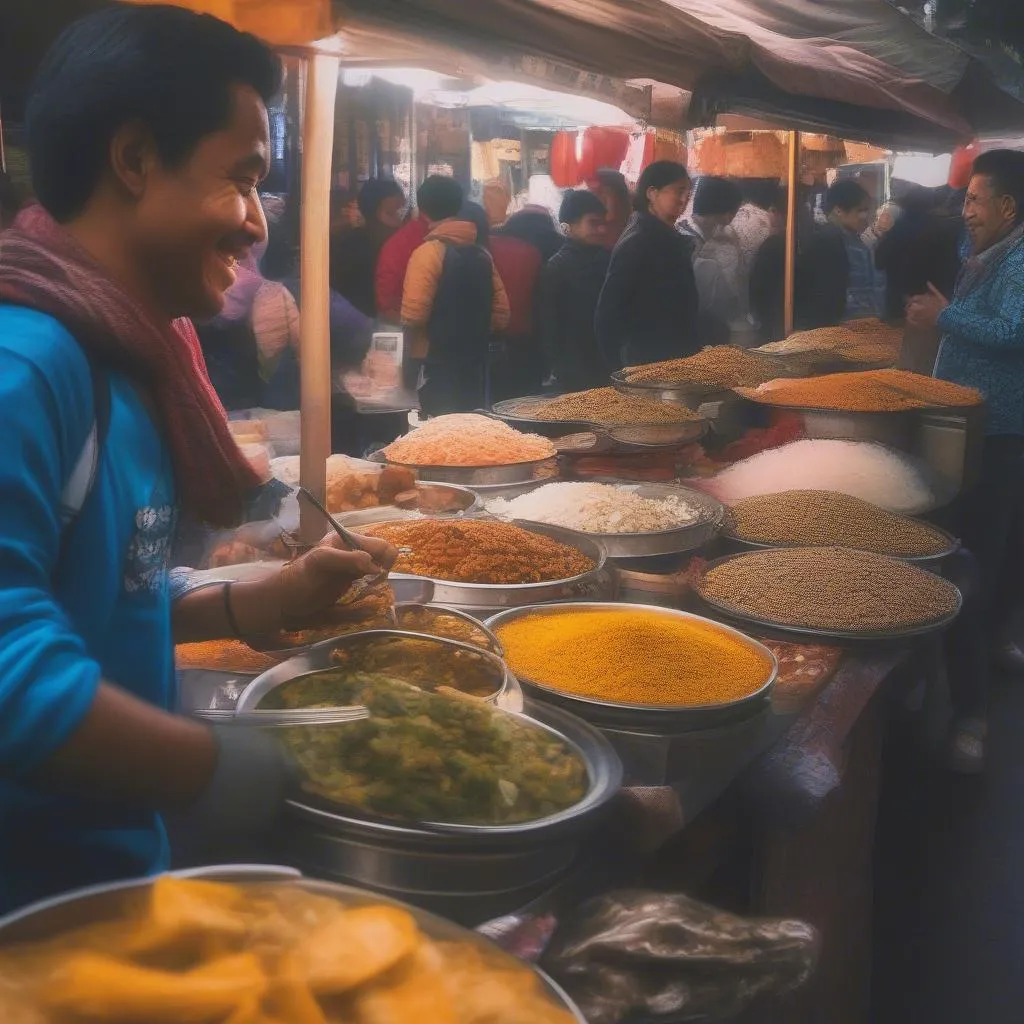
[57,358,110,555]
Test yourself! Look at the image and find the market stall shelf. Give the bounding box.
[487,603,777,732]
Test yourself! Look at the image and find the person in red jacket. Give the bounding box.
[462,202,544,401]
[375,210,430,325]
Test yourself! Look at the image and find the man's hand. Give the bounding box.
[906,283,950,330]
[276,531,398,629]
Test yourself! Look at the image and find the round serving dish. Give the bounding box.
[481,479,724,560]
[337,510,613,612]
[490,395,707,450]
[235,630,514,716]
[486,602,778,733]
[0,867,585,1022]
[276,702,621,924]
[387,480,482,515]
[692,551,964,647]
[610,370,719,409]
[367,447,559,487]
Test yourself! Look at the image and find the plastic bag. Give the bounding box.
[542,890,818,1024]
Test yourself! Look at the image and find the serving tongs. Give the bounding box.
[296,486,409,622]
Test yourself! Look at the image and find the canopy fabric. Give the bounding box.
[124,0,333,46]
[336,0,1024,145]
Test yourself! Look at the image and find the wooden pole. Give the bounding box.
[298,51,340,545]
[783,130,800,337]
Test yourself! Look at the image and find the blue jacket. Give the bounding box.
[0,307,177,913]
[934,235,1024,435]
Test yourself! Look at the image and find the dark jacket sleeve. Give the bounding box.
[538,260,565,380]
[750,235,785,343]
[797,230,848,329]
[595,236,642,371]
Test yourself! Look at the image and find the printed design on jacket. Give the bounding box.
[123,504,175,594]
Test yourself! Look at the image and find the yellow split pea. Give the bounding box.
[496,608,772,707]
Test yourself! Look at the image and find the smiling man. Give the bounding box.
[907,149,1024,771]
[0,5,395,911]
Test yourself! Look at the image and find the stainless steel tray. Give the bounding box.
[481,479,724,559]
[235,629,514,716]
[692,552,964,647]
[337,510,613,611]
[490,395,707,449]
[720,525,960,570]
[367,447,559,486]
[0,868,586,1023]
[486,602,778,732]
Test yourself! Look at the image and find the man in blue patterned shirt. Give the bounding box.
[908,149,1024,772]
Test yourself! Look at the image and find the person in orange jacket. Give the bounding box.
[401,176,510,415]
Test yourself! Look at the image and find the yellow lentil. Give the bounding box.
[495,608,772,707]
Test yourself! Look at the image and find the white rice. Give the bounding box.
[487,482,701,534]
[697,439,936,514]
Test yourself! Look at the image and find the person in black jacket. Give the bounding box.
[595,160,699,370]
[538,189,612,392]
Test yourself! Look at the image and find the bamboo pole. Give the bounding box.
[783,130,800,337]
[298,51,340,545]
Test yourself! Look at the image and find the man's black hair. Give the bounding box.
[825,179,871,213]
[26,4,282,222]
[459,201,490,245]
[356,179,405,222]
[558,189,606,225]
[692,176,743,217]
[973,149,1024,225]
[416,175,464,221]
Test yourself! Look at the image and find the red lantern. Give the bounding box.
[577,126,631,182]
[549,131,580,188]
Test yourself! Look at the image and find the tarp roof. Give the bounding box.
[335,0,1024,146]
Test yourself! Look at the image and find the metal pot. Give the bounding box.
[275,703,622,925]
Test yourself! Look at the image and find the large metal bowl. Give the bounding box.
[367,447,559,486]
[610,369,718,408]
[385,480,482,515]
[0,866,585,1022]
[235,629,515,716]
[693,551,964,647]
[490,395,707,449]
[276,703,622,924]
[481,479,724,559]
[337,510,614,611]
[486,602,778,732]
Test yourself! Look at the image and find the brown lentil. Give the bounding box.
[361,518,595,584]
[697,546,960,632]
[513,387,700,424]
[495,608,772,706]
[736,368,982,412]
[725,489,951,557]
[623,346,786,388]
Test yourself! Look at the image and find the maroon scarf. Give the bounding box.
[0,204,260,527]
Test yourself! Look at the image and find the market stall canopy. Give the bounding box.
[334,0,1024,147]
[124,0,334,46]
